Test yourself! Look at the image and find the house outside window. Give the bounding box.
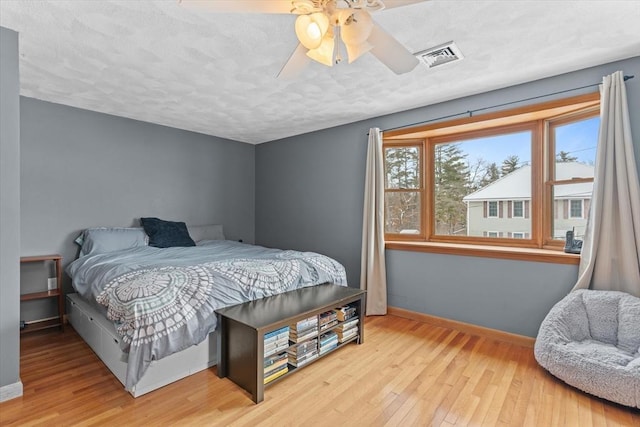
[383,92,599,255]
[570,199,583,218]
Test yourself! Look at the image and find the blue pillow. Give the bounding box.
[140,217,196,248]
[75,227,149,257]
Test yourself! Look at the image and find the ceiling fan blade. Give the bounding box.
[277,44,312,79]
[380,0,429,10]
[178,0,294,14]
[368,24,419,74]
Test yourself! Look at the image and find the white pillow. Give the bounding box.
[187,224,225,243]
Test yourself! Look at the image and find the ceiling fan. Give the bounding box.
[178,0,424,78]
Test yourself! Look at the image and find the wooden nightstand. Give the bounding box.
[20,254,64,334]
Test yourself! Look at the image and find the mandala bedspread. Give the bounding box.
[88,246,346,390]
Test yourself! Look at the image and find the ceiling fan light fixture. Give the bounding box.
[295,12,330,50]
[343,40,373,63]
[291,0,322,15]
[306,32,336,66]
[339,10,373,63]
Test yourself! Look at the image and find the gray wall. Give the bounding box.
[20,98,256,302]
[0,27,21,392]
[256,56,640,337]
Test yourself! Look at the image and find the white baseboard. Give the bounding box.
[0,379,23,402]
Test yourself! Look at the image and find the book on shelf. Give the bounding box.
[290,328,318,343]
[264,335,289,350]
[319,319,338,333]
[333,305,357,321]
[335,318,359,332]
[288,338,317,357]
[318,331,338,355]
[336,327,358,343]
[319,310,337,325]
[264,365,289,384]
[288,350,318,367]
[319,342,338,355]
[265,346,288,358]
[264,362,288,378]
[264,325,289,340]
[290,315,318,333]
[264,330,289,346]
[264,352,287,367]
[319,330,338,345]
[264,358,288,376]
[319,340,338,350]
[264,338,289,358]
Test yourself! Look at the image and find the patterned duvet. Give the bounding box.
[66,240,347,390]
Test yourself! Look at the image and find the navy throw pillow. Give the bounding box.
[140,217,196,248]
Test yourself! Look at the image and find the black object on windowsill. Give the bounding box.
[564,228,583,254]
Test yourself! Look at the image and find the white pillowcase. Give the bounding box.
[186,224,225,243]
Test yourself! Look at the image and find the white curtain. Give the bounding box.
[573,71,640,297]
[360,128,388,315]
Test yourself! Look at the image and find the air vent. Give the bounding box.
[415,41,464,69]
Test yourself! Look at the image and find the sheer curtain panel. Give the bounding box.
[573,71,640,297]
[360,128,388,315]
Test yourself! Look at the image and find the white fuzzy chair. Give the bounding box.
[534,289,640,408]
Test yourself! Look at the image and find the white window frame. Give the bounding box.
[512,200,524,218]
[488,201,498,218]
[569,199,583,219]
[487,231,499,238]
[512,232,526,239]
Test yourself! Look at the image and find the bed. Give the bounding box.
[65,221,347,397]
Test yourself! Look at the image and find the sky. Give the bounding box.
[451,116,599,170]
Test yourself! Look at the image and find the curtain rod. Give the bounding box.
[374,74,635,135]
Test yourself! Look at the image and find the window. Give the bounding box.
[512,200,524,218]
[384,143,424,237]
[569,199,583,218]
[488,201,498,218]
[383,92,599,254]
[547,111,597,242]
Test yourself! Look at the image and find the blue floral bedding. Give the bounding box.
[66,240,347,390]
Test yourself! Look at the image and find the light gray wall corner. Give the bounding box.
[255,56,640,337]
[255,124,368,288]
[20,98,255,303]
[0,26,22,392]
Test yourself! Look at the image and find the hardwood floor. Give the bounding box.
[1,315,638,426]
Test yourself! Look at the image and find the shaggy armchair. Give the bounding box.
[534,289,640,408]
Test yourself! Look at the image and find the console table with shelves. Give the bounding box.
[216,284,365,403]
[20,254,64,334]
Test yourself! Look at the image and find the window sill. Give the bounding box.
[385,241,580,265]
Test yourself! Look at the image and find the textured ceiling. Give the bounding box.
[1,0,639,144]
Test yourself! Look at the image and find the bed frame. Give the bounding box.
[66,293,218,397]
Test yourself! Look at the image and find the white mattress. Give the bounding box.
[66,293,218,397]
